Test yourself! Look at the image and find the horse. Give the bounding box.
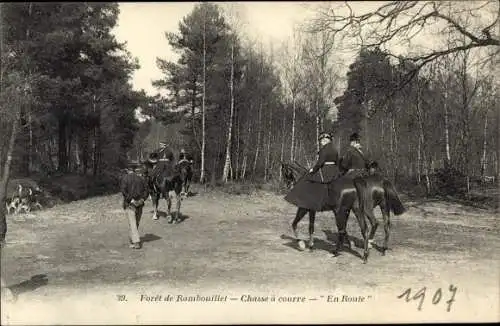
[286,161,371,263]
[353,172,406,255]
[287,161,405,263]
[177,160,193,198]
[144,159,184,224]
[280,162,296,189]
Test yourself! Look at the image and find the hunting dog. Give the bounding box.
[5,184,43,215]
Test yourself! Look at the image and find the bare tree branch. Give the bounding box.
[305,0,500,86]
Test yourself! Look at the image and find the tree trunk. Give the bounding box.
[279,104,286,181]
[222,40,235,183]
[252,102,263,178]
[58,116,68,172]
[240,115,252,181]
[0,109,20,246]
[416,85,430,195]
[75,136,81,172]
[417,132,422,184]
[265,100,273,181]
[240,155,247,180]
[67,124,73,172]
[200,13,207,184]
[480,112,488,178]
[391,114,398,182]
[234,105,240,181]
[444,88,451,168]
[82,129,89,175]
[92,126,97,176]
[191,80,201,154]
[316,98,320,153]
[28,106,33,174]
[290,96,296,162]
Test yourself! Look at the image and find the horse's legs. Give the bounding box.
[380,204,391,255]
[174,192,181,223]
[152,193,160,220]
[352,201,370,264]
[332,207,349,256]
[180,179,186,198]
[364,207,379,249]
[308,211,316,250]
[166,191,173,223]
[291,207,308,239]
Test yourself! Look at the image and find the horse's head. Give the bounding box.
[280,162,296,187]
[177,160,192,178]
[367,161,379,175]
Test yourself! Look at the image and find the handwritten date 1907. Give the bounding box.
[397,285,457,312]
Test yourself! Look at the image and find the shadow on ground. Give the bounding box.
[281,233,342,256]
[149,211,190,224]
[9,274,48,296]
[140,233,162,243]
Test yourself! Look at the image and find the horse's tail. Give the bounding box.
[382,180,406,215]
[353,177,370,217]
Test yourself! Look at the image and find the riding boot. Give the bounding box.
[338,230,348,250]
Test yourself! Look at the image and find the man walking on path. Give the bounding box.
[120,167,149,249]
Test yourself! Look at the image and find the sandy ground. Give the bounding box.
[1,185,499,324]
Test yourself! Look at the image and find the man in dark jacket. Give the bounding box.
[1,205,15,301]
[178,148,194,164]
[284,132,340,211]
[120,168,149,249]
[340,132,370,178]
[145,143,174,167]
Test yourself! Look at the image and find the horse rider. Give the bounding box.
[340,132,371,178]
[144,142,175,181]
[284,132,340,211]
[178,148,194,164]
[157,142,175,162]
[120,164,149,249]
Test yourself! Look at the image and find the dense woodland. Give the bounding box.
[1,2,499,206]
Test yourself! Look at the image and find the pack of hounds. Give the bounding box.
[5,184,44,215]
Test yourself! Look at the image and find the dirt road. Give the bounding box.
[1,185,499,324]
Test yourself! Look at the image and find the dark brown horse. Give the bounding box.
[177,160,193,198]
[287,161,405,263]
[353,173,406,255]
[285,161,370,263]
[280,162,296,189]
[144,159,183,224]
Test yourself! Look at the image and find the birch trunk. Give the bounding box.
[279,104,286,181]
[265,101,273,181]
[252,102,262,177]
[316,98,320,153]
[480,112,488,178]
[200,12,207,184]
[444,89,451,167]
[290,96,296,162]
[222,40,235,183]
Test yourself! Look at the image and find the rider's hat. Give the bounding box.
[180,148,186,153]
[349,132,360,142]
[148,152,159,164]
[318,132,332,141]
